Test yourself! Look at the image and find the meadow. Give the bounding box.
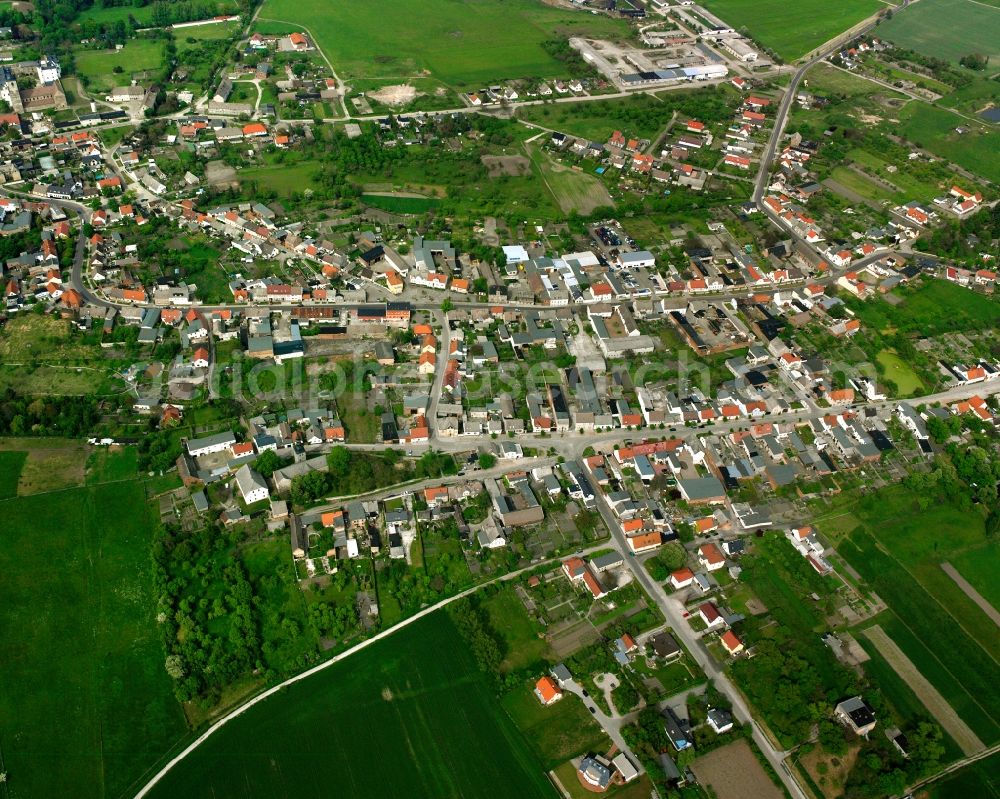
[701,0,882,60]
[528,144,615,216]
[239,162,321,196]
[483,586,553,673]
[877,0,1000,64]
[175,21,242,52]
[257,0,627,88]
[361,193,442,214]
[845,278,1000,336]
[144,611,555,798]
[897,102,1000,184]
[75,39,167,92]
[0,478,186,799]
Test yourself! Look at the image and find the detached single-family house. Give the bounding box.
[835,696,877,736]
[534,675,563,705]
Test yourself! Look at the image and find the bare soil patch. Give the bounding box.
[205,160,237,186]
[691,738,783,799]
[481,154,531,177]
[368,83,420,106]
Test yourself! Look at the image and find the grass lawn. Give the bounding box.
[0,479,187,799]
[927,751,1000,798]
[175,21,241,52]
[144,611,554,799]
[239,161,320,196]
[258,0,627,88]
[829,165,894,203]
[86,445,139,484]
[0,449,26,498]
[528,144,614,216]
[878,0,1000,64]
[877,349,924,395]
[897,102,1000,184]
[74,40,167,92]
[701,0,882,60]
[484,587,553,672]
[502,683,611,770]
[519,94,676,142]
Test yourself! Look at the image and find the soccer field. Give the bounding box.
[144,611,555,799]
[0,479,186,799]
[701,0,882,60]
[257,0,627,88]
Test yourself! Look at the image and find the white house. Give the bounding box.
[186,431,237,457]
[235,464,270,504]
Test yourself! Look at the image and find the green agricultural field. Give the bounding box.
[838,535,1000,742]
[928,751,1000,798]
[876,616,1000,745]
[856,637,963,762]
[144,611,554,799]
[257,0,627,88]
[0,449,26,498]
[948,545,1000,611]
[897,102,1000,184]
[701,0,882,60]
[843,148,944,205]
[830,487,999,662]
[877,349,924,395]
[0,479,186,799]
[878,0,1000,64]
[74,39,167,92]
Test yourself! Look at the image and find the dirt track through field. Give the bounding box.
[941,563,1000,629]
[863,625,985,756]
